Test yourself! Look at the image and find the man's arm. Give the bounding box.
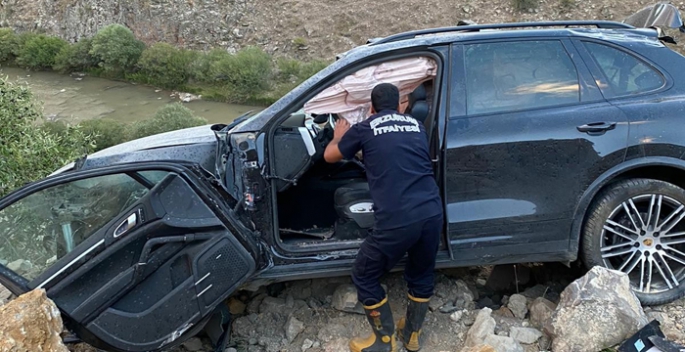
[324,118,352,163]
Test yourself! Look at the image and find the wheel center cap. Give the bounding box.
[643,238,654,246]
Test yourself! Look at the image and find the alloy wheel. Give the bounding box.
[601,194,685,294]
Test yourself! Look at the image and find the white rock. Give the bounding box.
[302,338,314,350]
[483,334,525,352]
[507,294,528,319]
[464,308,496,347]
[286,316,305,342]
[547,266,649,352]
[331,285,363,314]
[510,326,543,344]
[450,310,464,322]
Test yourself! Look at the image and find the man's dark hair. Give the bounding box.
[371,83,400,112]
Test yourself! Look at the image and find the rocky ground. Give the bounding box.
[21,263,678,352]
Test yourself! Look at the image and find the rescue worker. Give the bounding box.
[323,83,443,352]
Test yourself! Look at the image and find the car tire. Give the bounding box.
[581,178,685,306]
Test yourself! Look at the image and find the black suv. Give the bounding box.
[2,20,685,352]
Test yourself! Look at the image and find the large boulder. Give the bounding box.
[0,289,69,352]
[546,266,649,352]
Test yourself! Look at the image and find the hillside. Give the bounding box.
[0,0,681,61]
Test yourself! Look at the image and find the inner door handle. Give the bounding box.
[114,212,138,238]
[577,122,617,135]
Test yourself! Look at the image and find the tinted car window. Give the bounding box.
[465,40,580,115]
[0,172,168,280]
[583,41,664,97]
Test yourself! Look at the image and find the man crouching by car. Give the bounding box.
[323,83,443,352]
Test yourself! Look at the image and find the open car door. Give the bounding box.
[0,162,260,352]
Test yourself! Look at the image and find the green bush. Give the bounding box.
[10,32,40,57]
[0,28,18,62]
[188,48,229,83]
[79,119,130,151]
[277,58,329,83]
[0,78,94,197]
[129,103,207,140]
[16,34,68,70]
[53,38,97,73]
[137,43,197,88]
[90,24,146,74]
[44,119,129,152]
[299,60,329,80]
[208,46,273,101]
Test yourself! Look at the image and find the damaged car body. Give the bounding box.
[4,13,685,352]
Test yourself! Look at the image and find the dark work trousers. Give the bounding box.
[352,213,442,306]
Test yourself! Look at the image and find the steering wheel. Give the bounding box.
[316,114,366,171]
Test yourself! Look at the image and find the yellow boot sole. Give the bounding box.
[349,333,398,352]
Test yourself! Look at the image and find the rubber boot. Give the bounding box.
[349,297,397,352]
[396,294,430,351]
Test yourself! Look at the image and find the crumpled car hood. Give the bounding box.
[89,124,217,158]
[49,124,219,176]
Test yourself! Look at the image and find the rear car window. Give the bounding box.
[465,40,580,115]
[583,41,665,97]
[0,172,167,280]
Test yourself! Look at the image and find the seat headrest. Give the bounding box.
[409,84,427,106]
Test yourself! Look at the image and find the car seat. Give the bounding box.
[333,182,374,239]
[407,83,430,125]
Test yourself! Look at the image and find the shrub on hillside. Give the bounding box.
[208,46,273,101]
[0,78,93,197]
[78,119,130,151]
[10,32,41,57]
[129,103,207,140]
[44,119,130,152]
[16,34,68,70]
[0,28,18,62]
[137,43,197,88]
[188,48,230,83]
[276,57,328,83]
[53,38,98,73]
[90,24,146,74]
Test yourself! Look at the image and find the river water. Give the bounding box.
[1,66,264,124]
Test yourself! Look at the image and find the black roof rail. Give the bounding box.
[368,20,635,45]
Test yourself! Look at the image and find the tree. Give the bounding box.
[90,24,146,74]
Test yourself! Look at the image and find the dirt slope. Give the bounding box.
[237,0,672,60]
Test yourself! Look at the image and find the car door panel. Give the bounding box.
[445,39,629,260]
[0,163,258,352]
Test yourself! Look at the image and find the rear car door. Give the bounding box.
[0,162,260,352]
[444,38,629,262]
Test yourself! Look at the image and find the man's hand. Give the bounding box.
[333,118,350,140]
[324,118,351,163]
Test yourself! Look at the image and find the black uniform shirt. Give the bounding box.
[337,109,442,230]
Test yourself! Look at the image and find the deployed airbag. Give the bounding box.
[304,57,437,125]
